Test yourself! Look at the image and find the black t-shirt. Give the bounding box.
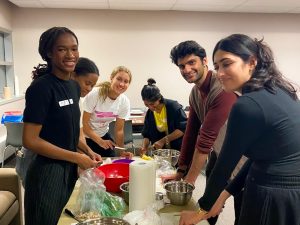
[23,74,81,151]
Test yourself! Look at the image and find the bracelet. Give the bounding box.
[198,208,208,215]
[165,136,170,146]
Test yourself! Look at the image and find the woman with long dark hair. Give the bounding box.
[179,34,300,225]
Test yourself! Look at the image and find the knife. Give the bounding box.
[64,208,81,222]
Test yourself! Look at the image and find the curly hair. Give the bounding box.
[170,40,206,66]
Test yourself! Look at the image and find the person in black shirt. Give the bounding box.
[23,27,101,225]
[179,34,300,225]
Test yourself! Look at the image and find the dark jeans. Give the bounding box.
[86,133,115,157]
[205,151,243,225]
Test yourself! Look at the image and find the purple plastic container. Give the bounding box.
[112,159,134,164]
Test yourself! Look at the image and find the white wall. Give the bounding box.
[11,8,300,108]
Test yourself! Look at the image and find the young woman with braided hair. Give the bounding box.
[23,27,101,225]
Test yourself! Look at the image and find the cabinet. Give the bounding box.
[0,28,15,98]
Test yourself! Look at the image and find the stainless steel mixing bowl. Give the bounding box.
[119,182,129,204]
[77,217,130,225]
[164,181,195,206]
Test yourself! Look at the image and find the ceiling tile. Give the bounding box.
[240,0,300,8]
[9,0,44,7]
[172,4,235,12]
[175,0,245,4]
[8,0,300,13]
[41,2,109,9]
[109,1,175,10]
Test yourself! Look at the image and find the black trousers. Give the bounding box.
[25,156,77,225]
[86,133,115,157]
[205,151,243,225]
[205,151,219,225]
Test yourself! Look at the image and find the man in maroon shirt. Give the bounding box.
[168,40,238,225]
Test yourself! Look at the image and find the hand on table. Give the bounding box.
[206,190,230,218]
[160,172,184,183]
[179,210,207,225]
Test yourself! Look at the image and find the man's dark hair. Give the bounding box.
[170,40,206,66]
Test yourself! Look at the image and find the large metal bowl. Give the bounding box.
[152,149,180,167]
[164,181,195,206]
[119,182,129,204]
[77,217,130,225]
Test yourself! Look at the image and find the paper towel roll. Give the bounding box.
[129,160,156,212]
[3,86,12,99]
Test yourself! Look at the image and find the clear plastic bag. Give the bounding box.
[156,159,176,177]
[75,168,106,220]
[100,192,127,217]
[75,168,127,221]
[123,204,162,225]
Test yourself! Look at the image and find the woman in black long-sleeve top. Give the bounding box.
[139,78,187,155]
[179,34,300,225]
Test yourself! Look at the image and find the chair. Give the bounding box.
[1,123,23,168]
[108,120,136,154]
[0,168,23,225]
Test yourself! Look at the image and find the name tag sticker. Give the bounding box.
[59,99,74,107]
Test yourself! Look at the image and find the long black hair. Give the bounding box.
[32,27,78,80]
[141,78,164,103]
[213,34,298,100]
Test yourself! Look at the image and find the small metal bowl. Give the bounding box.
[152,149,180,167]
[77,217,130,225]
[119,182,129,204]
[119,182,164,205]
[164,181,195,206]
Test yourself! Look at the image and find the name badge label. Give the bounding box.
[59,99,74,107]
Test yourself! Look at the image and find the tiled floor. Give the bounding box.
[4,143,235,225]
